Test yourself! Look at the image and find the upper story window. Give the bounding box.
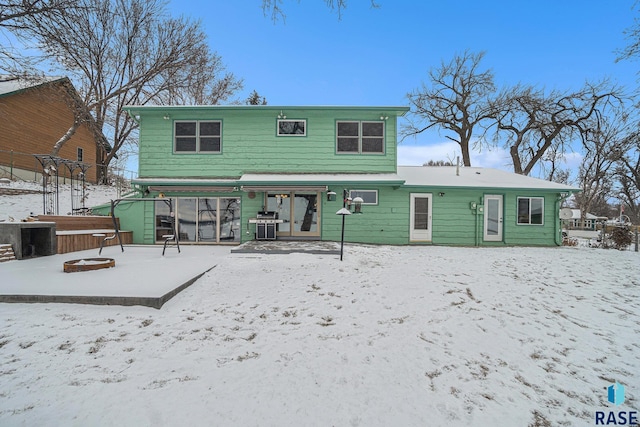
[175,120,221,153]
[517,197,544,225]
[278,119,306,136]
[336,121,384,154]
[77,147,83,162]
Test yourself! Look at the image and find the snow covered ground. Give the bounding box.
[0,180,123,221]
[1,181,639,426]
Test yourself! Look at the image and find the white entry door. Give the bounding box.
[410,193,432,241]
[484,195,503,241]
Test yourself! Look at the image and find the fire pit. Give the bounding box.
[63,257,115,273]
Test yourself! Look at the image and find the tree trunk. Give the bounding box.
[51,121,80,156]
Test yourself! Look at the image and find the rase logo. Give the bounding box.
[609,382,626,406]
[595,382,638,426]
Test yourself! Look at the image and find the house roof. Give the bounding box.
[397,166,580,192]
[568,209,608,220]
[0,75,66,97]
[238,173,405,187]
[133,168,579,193]
[124,105,410,123]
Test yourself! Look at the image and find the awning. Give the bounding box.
[240,185,328,192]
[147,186,236,193]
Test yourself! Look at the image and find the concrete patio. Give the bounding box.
[0,245,230,309]
[0,240,344,309]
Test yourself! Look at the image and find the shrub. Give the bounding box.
[609,225,633,250]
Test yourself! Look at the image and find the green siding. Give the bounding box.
[135,107,402,178]
[117,105,570,248]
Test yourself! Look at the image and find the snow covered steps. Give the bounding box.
[0,244,16,262]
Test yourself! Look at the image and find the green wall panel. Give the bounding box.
[136,107,402,178]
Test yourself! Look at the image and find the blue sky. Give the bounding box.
[165,0,637,175]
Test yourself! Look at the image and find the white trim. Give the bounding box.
[517,197,545,225]
[277,119,307,136]
[349,189,378,205]
[174,120,222,153]
[410,193,432,241]
[336,120,385,154]
[483,195,503,241]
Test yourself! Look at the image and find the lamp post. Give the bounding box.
[335,190,363,261]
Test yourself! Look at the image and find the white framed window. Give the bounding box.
[336,121,384,154]
[349,189,378,205]
[77,147,83,162]
[277,119,306,136]
[517,197,544,225]
[174,120,221,153]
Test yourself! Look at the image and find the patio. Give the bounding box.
[0,241,344,309]
[0,245,230,309]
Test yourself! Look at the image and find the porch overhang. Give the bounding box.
[241,185,328,192]
[132,178,238,193]
[238,173,405,189]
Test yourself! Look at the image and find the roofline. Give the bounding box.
[401,184,581,193]
[123,105,410,120]
[0,76,68,99]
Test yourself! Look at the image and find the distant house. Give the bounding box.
[99,105,580,247]
[0,76,109,184]
[563,209,608,230]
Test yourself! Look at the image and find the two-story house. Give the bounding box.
[104,105,579,247]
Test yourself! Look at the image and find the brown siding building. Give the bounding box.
[0,76,108,184]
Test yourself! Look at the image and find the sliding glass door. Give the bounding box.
[155,197,240,244]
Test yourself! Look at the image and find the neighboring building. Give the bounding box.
[0,76,109,184]
[563,209,608,230]
[103,105,579,246]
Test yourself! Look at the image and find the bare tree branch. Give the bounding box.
[11,0,243,182]
[403,50,495,167]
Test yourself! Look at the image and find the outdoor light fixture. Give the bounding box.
[163,115,170,120]
[438,192,445,197]
[277,110,287,119]
[379,115,389,120]
[336,189,364,261]
[327,191,337,202]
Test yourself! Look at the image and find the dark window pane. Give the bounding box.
[362,122,383,136]
[337,137,359,152]
[414,213,428,230]
[176,137,197,152]
[200,121,220,136]
[362,138,383,153]
[337,122,359,136]
[200,137,221,152]
[175,122,196,136]
[517,198,530,224]
[531,198,543,224]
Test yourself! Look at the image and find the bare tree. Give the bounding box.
[262,0,379,22]
[490,81,622,176]
[404,50,495,167]
[574,110,630,228]
[13,0,242,182]
[616,131,640,223]
[0,0,79,74]
[617,2,640,77]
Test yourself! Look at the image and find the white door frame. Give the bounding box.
[410,193,432,241]
[483,194,503,242]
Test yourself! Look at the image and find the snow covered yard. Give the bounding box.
[0,244,638,426]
